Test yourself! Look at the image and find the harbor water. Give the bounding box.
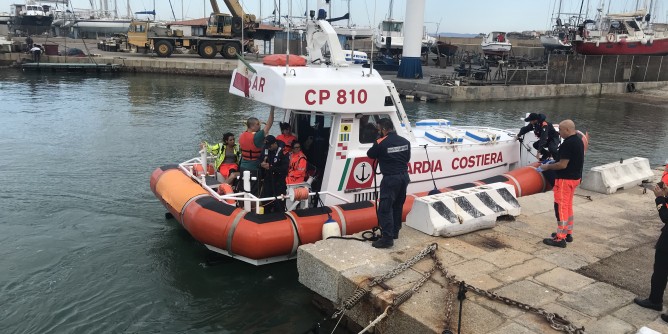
[1,70,666,333]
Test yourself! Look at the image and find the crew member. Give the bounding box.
[30,44,43,63]
[260,135,288,212]
[366,118,411,249]
[634,182,668,321]
[538,119,584,248]
[201,132,240,185]
[286,140,307,185]
[276,122,297,154]
[25,35,33,51]
[517,113,560,161]
[239,107,274,195]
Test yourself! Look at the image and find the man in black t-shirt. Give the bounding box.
[537,120,585,248]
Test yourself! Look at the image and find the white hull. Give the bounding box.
[72,19,131,34]
[540,35,572,49]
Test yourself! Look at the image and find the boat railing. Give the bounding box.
[178,158,351,214]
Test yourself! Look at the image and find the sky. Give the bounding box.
[2,0,665,34]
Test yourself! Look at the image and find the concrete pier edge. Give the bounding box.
[297,166,668,334]
[2,52,666,102]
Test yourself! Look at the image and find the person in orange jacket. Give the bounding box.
[276,122,297,154]
[286,140,307,185]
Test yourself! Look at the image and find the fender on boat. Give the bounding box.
[151,166,208,222]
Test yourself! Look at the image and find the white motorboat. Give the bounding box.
[480,31,512,57]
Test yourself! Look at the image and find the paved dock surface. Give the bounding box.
[298,170,668,333]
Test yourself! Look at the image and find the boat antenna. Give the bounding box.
[369,0,376,76]
[285,0,291,76]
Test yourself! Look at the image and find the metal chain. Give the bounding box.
[431,252,456,331]
[334,242,584,334]
[431,251,586,334]
[334,243,439,317]
[368,243,439,288]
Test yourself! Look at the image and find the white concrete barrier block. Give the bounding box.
[406,183,521,237]
[636,327,661,334]
[580,157,654,194]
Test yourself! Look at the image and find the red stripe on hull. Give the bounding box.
[574,38,668,55]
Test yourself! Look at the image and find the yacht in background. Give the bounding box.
[480,31,512,57]
[9,1,59,35]
[373,0,435,55]
[70,0,133,38]
[573,2,668,55]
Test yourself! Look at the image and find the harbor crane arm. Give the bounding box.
[220,0,244,18]
[210,0,220,14]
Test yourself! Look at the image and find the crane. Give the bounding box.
[210,0,258,32]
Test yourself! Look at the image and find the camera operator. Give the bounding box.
[633,181,668,322]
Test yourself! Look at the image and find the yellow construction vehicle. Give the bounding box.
[126,0,265,59]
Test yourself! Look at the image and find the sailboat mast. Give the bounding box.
[347,0,351,28]
[388,0,393,20]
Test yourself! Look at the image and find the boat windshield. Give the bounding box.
[381,21,403,32]
[626,20,641,31]
[359,114,389,144]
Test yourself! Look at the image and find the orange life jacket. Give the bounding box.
[286,151,307,185]
[239,131,262,161]
[277,133,297,154]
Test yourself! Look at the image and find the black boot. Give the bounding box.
[543,237,567,248]
[372,237,394,249]
[634,297,663,311]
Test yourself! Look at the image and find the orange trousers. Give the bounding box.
[553,178,580,240]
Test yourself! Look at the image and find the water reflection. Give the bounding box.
[1,69,667,333]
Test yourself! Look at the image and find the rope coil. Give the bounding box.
[291,187,310,201]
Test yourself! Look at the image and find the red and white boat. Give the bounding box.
[480,31,512,57]
[150,11,588,265]
[574,6,668,55]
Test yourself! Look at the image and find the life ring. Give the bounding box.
[606,33,616,43]
[626,82,636,93]
[217,183,236,204]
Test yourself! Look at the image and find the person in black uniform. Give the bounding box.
[366,118,411,249]
[634,182,668,320]
[516,113,560,161]
[259,135,288,212]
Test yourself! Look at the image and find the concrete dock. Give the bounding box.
[298,168,668,334]
[2,36,667,102]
